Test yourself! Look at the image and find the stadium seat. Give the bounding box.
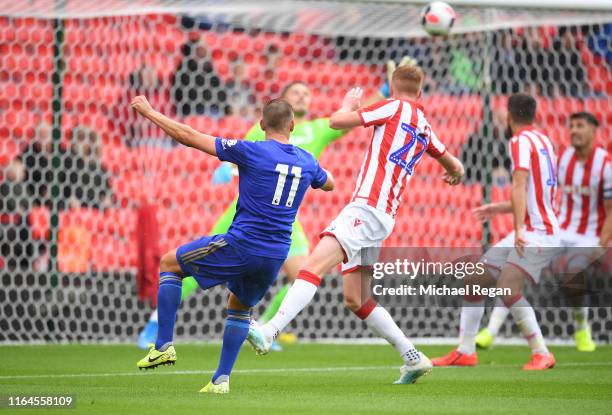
[580,44,612,95]
[28,206,50,240]
[90,234,137,271]
[0,139,19,167]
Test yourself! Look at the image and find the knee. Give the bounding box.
[227,292,250,311]
[301,256,319,275]
[160,250,178,273]
[300,256,320,275]
[344,293,362,313]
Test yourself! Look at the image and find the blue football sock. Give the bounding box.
[212,309,251,382]
[155,272,183,350]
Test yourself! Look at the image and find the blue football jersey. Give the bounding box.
[215,137,328,259]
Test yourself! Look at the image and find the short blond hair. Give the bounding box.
[391,65,424,96]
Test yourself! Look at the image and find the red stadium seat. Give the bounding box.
[90,234,137,271]
[28,206,50,240]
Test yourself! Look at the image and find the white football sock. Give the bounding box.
[363,306,419,364]
[263,277,319,339]
[458,299,485,355]
[509,297,549,355]
[149,309,158,323]
[487,298,510,336]
[572,306,589,331]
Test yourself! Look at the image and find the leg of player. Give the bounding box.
[137,276,199,349]
[200,293,251,394]
[259,220,309,348]
[561,261,596,352]
[475,299,511,349]
[572,305,596,352]
[248,236,344,354]
[136,249,182,369]
[432,270,497,367]
[343,270,432,384]
[138,202,237,349]
[498,267,555,370]
[267,255,305,349]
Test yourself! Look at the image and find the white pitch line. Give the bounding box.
[0,365,396,380]
[1,362,612,381]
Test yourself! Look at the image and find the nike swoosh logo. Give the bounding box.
[148,355,163,363]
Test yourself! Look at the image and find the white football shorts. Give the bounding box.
[321,201,395,273]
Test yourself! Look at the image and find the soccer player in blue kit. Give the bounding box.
[130,95,334,394]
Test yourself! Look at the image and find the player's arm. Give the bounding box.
[331,57,419,129]
[320,168,335,191]
[510,169,529,255]
[425,124,464,186]
[598,160,612,247]
[436,152,464,186]
[131,95,217,156]
[473,201,512,221]
[600,199,612,247]
[312,163,335,192]
[328,58,407,129]
[508,135,531,254]
[329,87,365,130]
[371,56,420,104]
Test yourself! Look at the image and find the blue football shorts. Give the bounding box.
[176,234,285,307]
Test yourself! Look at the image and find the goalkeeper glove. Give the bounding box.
[212,162,234,185]
[379,56,419,98]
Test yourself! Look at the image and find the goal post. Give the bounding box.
[0,0,610,343]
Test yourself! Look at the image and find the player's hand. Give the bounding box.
[131,95,153,116]
[473,204,495,221]
[342,87,363,111]
[380,56,419,98]
[442,172,461,186]
[212,162,234,185]
[386,56,419,84]
[514,228,527,258]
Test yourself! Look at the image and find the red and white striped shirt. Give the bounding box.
[509,126,559,235]
[352,98,446,217]
[557,146,612,238]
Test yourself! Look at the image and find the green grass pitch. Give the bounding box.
[1,343,611,414]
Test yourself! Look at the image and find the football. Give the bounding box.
[421,1,456,36]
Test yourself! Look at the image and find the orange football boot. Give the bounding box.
[523,353,555,371]
[431,349,478,367]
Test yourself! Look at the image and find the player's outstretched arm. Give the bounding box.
[329,87,365,130]
[436,152,465,186]
[131,95,217,156]
[473,201,512,221]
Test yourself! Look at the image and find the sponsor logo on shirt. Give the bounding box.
[221,139,237,149]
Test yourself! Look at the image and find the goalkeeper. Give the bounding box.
[138,59,415,349]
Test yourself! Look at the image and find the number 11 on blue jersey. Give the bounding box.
[272,164,302,207]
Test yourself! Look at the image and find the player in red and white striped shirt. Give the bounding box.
[558,113,612,244]
[248,65,464,384]
[433,93,560,371]
[351,95,447,216]
[475,111,611,352]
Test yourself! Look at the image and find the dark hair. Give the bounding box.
[263,99,294,131]
[508,93,537,125]
[281,81,308,98]
[570,111,599,127]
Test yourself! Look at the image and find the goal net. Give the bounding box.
[0,0,610,343]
